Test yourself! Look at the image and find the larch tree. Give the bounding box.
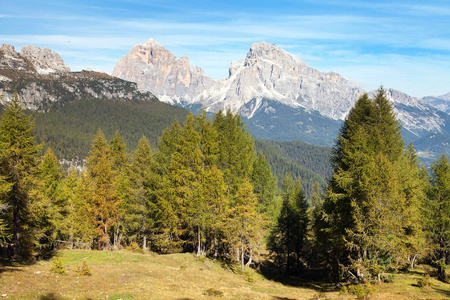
[33,147,65,257]
[321,88,421,282]
[226,178,263,271]
[251,151,279,222]
[86,129,120,250]
[425,154,450,282]
[128,135,155,250]
[0,95,42,258]
[213,110,255,195]
[109,130,130,248]
[268,174,308,273]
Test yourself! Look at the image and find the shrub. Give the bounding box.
[126,242,144,253]
[342,284,375,299]
[79,258,92,276]
[381,273,396,283]
[203,288,223,297]
[244,271,255,283]
[51,257,66,275]
[417,275,431,288]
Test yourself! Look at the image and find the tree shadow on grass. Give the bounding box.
[258,259,337,293]
[433,287,450,298]
[39,293,64,300]
[39,293,93,300]
[0,258,28,274]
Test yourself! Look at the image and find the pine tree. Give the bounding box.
[398,143,428,269]
[268,174,308,273]
[214,110,255,195]
[152,115,199,251]
[0,175,12,246]
[226,178,263,272]
[425,154,450,282]
[128,136,155,250]
[109,130,130,248]
[251,151,278,221]
[57,167,82,248]
[0,95,42,258]
[321,88,420,282]
[33,148,64,257]
[86,129,120,250]
[72,170,96,248]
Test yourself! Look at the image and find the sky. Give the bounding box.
[1,0,450,98]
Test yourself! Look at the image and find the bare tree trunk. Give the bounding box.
[246,247,253,267]
[13,204,20,256]
[241,245,245,272]
[213,236,218,259]
[356,250,364,283]
[143,235,147,251]
[197,226,202,257]
[438,256,447,282]
[256,242,261,271]
[410,254,418,270]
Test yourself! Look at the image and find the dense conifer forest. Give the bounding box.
[0,89,449,291]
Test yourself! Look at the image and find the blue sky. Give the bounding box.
[1,0,450,97]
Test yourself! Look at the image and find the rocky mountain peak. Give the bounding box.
[0,44,69,75]
[246,41,305,67]
[112,39,216,104]
[0,44,34,73]
[439,92,450,101]
[20,46,70,74]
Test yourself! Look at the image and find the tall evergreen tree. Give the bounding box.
[109,130,130,248]
[0,175,12,247]
[321,88,420,282]
[214,110,255,194]
[425,154,450,282]
[226,178,263,272]
[86,129,120,250]
[0,95,42,258]
[268,174,308,273]
[33,148,64,257]
[127,136,155,250]
[252,151,279,221]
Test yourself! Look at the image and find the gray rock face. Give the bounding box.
[113,40,363,120]
[0,44,157,111]
[0,44,33,72]
[421,92,450,115]
[112,39,449,136]
[380,89,446,134]
[113,39,216,104]
[20,46,70,74]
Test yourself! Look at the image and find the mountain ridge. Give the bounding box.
[112,39,450,158]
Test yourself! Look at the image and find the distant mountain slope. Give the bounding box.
[29,98,188,159]
[113,39,450,159]
[0,44,189,159]
[421,92,450,115]
[254,139,332,197]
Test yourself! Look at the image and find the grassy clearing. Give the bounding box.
[0,250,449,299]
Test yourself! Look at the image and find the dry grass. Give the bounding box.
[0,250,448,299]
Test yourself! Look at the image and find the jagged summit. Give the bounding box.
[144,38,161,46]
[112,39,215,104]
[247,41,305,65]
[0,44,70,76]
[113,38,361,119]
[111,38,450,149]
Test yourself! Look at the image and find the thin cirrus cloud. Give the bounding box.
[1,0,449,97]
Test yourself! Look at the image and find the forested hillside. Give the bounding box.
[254,139,332,197]
[30,97,188,159]
[1,90,449,295]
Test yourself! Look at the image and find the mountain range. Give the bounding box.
[1,40,449,161]
[113,39,450,159]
